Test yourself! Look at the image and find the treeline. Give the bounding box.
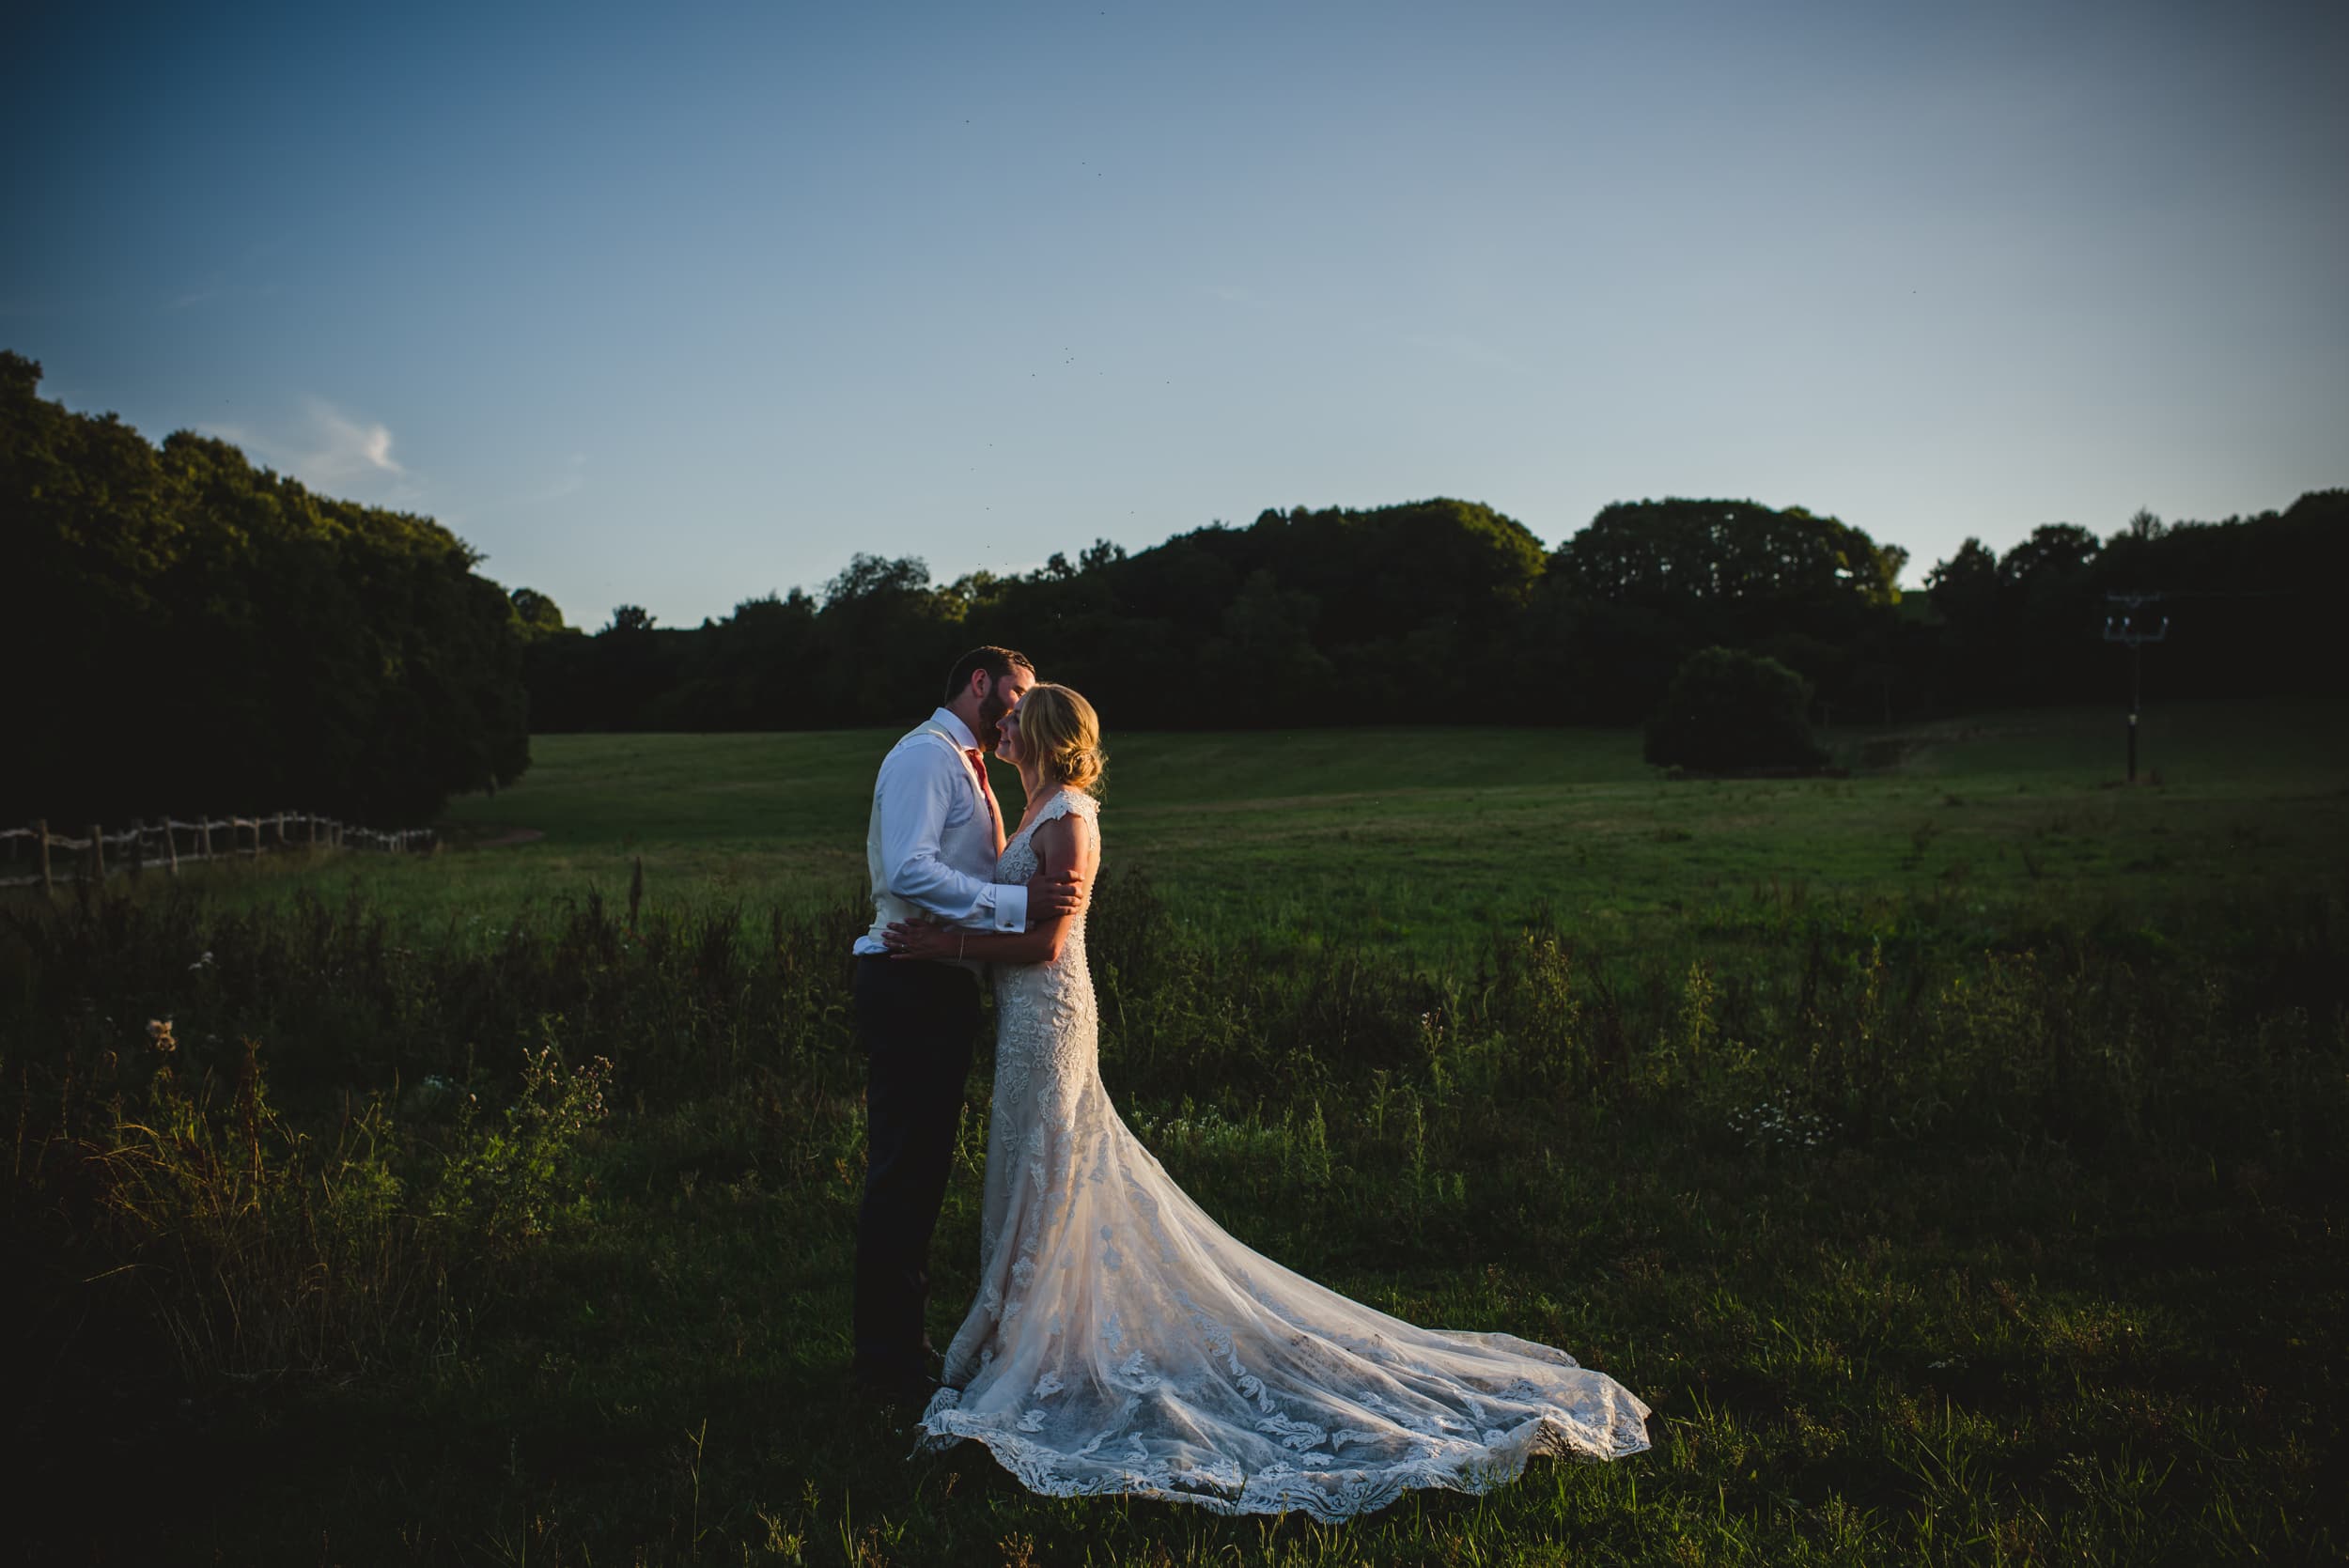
[5,352,528,825]
[13,341,2341,823]
[1918,502,2349,708]
[523,490,2349,733]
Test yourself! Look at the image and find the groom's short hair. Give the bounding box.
[943,645,1034,703]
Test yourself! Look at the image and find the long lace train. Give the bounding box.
[916,788,1650,1520]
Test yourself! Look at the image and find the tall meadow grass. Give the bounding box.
[3,870,2342,1561]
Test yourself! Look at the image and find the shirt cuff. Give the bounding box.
[992,884,1029,933]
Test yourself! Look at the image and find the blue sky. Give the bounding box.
[8,0,2343,627]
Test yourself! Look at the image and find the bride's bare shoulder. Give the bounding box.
[1031,797,1100,873]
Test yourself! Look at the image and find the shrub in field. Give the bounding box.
[37,1034,457,1385]
[6,1017,614,1391]
[429,1034,614,1243]
[1643,644,1828,773]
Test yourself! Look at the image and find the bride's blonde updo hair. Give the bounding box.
[1017,683,1106,796]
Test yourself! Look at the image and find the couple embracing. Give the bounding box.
[848,646,1650,1522]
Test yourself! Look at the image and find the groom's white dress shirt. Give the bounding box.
[853,706,1030,957]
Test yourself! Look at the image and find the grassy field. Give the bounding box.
[6,702,2346,1565]
[196,698,2349,955]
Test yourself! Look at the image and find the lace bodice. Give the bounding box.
[992,785,1098,898]
[983,786,1099,1171]
[921,784,1649,1519]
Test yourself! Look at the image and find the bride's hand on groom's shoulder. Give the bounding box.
[1029,870,1087,920]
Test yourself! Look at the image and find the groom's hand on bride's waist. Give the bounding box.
[1028,871,1086,920]
[879,919,957,960]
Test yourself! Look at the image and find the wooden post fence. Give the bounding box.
[2,812,431,890]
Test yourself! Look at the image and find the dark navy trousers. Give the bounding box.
[849,955,981,1383]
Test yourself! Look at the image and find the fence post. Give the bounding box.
[164,818,179,877]
[199,817,212,860]
[274,811,286,850]
[246,818,259,860]
[36,819,51,896]
[129,818,144,880]
[87,823,103,884]
[308,812,319,850]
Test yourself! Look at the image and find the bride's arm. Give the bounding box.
[885,813,1097,966]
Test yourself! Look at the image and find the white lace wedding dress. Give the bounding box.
[917,788,1651,1519]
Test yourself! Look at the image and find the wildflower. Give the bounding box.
[147,1018,177,1053]
[187,950,214,972]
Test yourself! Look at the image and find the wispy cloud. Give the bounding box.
[298,396,405,483]
[194,396,415,501]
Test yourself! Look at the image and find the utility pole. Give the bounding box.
[2102,592,2170,784]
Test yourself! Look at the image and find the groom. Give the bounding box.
[848,645,1084,1412]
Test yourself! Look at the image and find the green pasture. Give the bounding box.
[202,697,2349,955]
[8,701,2346,1565]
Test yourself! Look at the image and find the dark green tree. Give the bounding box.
[509,587,569,639]
[1,350,530,823]
[1644,646,1828,773]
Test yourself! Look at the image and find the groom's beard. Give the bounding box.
[974,692,1010,753]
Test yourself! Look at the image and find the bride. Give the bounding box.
[880,685,1651,1520]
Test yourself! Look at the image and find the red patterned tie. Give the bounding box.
[966,748,1004,857]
